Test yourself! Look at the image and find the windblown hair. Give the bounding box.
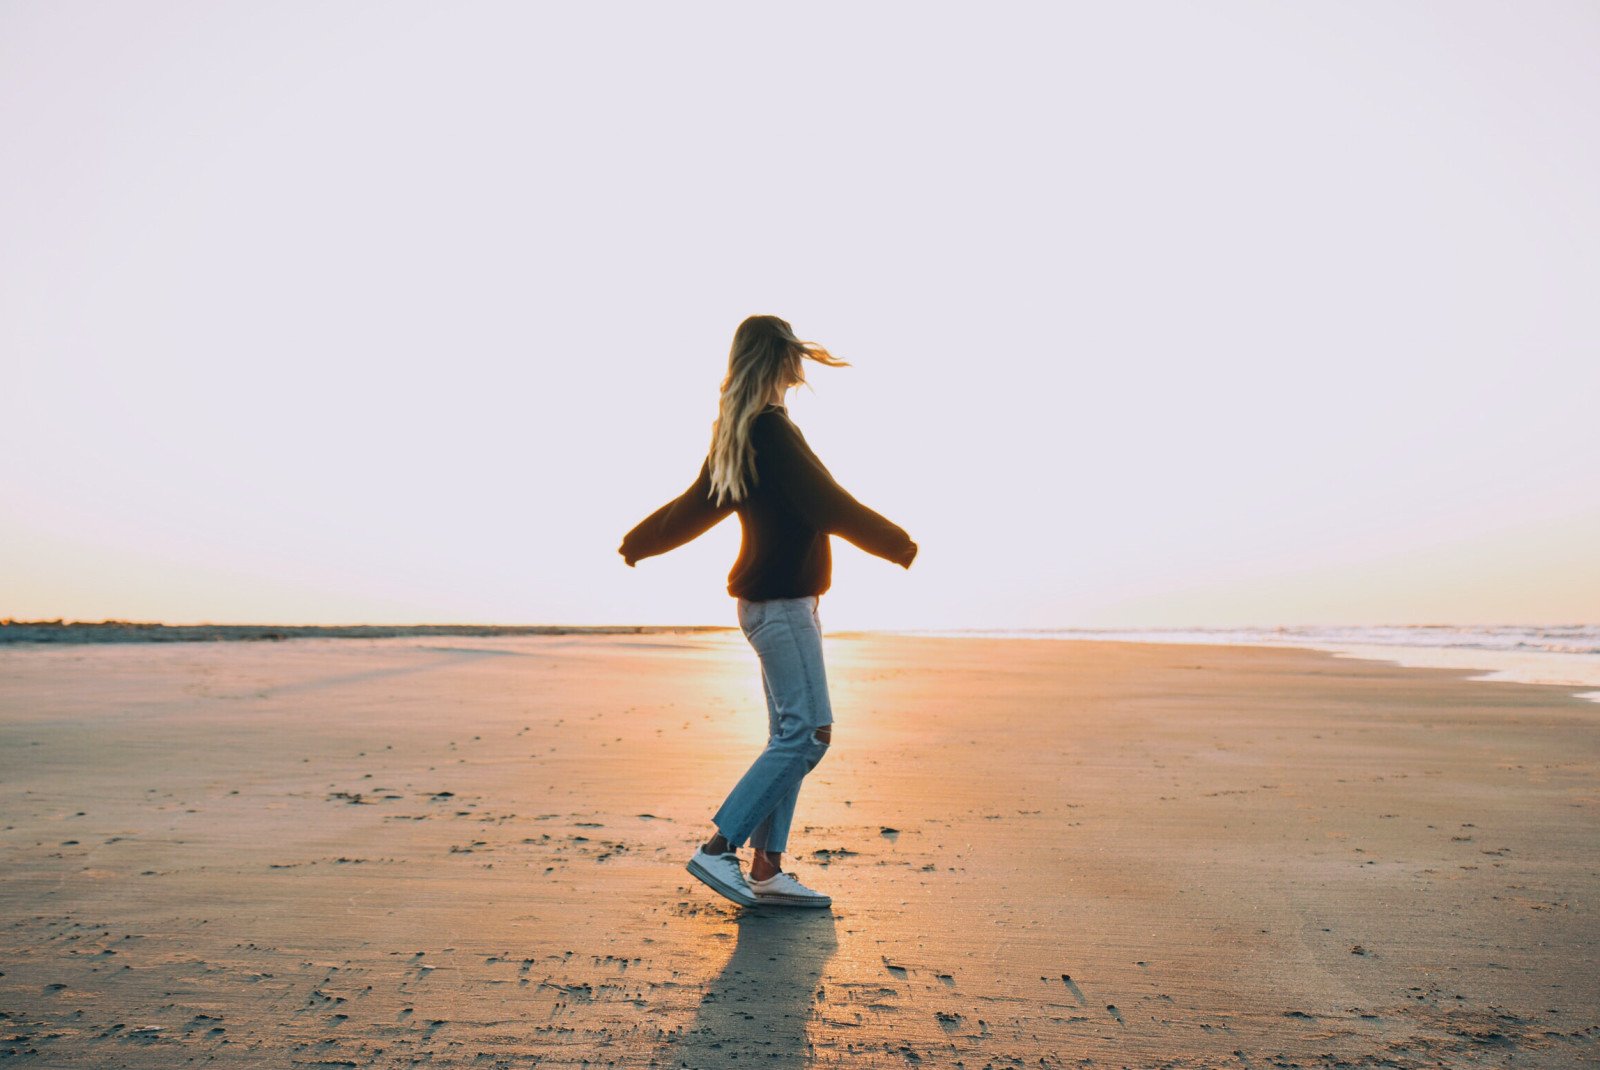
[708,315,847,505]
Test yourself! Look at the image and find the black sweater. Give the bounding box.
[620,407,916,599]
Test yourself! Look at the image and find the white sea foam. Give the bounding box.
[895,624,1600,703]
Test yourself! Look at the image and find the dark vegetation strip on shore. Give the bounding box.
[0,621,732,646]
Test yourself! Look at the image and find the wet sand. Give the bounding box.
[1,633,1595,1067]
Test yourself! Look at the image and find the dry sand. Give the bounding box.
[1,633,1595,1068]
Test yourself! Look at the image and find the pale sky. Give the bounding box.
[3,2,1597,629]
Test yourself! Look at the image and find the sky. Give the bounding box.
[3,2,1597,630]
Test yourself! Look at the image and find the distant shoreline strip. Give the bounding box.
[0,622,733,645]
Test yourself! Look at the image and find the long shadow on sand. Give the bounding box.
[660,910,838,1069]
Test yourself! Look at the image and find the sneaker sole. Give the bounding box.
[686,856,758,907]
[753,894,832,908]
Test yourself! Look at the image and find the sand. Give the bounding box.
[1,632,1595,1068]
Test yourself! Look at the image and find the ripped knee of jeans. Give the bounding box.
[802,724,831,773]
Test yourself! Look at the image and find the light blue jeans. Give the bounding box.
[713,596,833,854]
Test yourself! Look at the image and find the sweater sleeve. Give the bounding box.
[619,458,732,565]
[755,415,918,567]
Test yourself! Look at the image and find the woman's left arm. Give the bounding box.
[619,458,731,566]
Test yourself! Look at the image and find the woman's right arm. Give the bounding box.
[619,459,732,566]
[755,416,918,568]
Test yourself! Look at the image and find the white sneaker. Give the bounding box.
[748,870,832,908]
[686,848,758,907]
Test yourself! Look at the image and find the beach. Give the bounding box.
[1,632,1595,1067]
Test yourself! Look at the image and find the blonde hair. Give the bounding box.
[708,315,847,505]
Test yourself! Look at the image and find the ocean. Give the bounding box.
[899,624,1600,703]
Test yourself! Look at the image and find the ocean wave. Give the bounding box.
[905,624,1600,657]
[895,624,1600,701]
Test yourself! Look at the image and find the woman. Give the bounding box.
[619,315,917,909]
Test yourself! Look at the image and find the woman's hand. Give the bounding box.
[618,543,636,567]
